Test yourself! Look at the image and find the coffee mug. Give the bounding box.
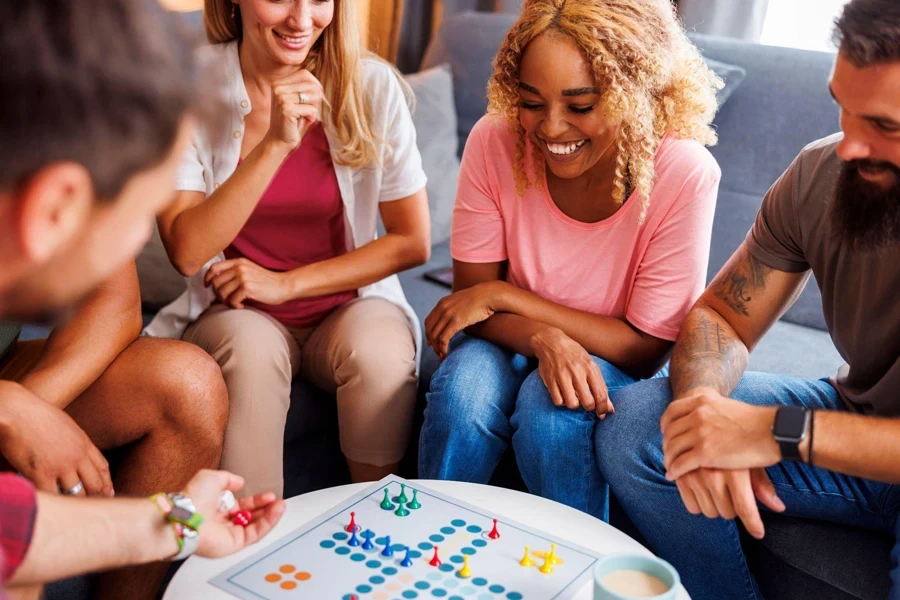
[593,553,680,600]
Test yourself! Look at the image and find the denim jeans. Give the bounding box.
[418,334,659,521]
[595,372,900,600]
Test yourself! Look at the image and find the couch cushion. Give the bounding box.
[705,57,747,106]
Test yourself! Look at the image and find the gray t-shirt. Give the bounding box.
[746,133,900,416]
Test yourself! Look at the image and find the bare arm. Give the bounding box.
[669,243,809,400]
[19,263,143,409]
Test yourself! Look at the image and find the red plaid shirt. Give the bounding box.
[0,474,36,584]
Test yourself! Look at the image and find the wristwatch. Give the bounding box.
[151,493,205,561]
[772,406,810,462]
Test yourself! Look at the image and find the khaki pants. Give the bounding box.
[183,297,418,498]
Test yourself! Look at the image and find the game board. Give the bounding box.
[211,476,604,600]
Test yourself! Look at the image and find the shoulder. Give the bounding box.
[655,136,721,186]
[465,115,518,154]
[360,57,408,108]
[194,40,236,71]
[794,133,843,180]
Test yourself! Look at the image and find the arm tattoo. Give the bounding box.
[670,310,748,398]
[712,252,773,317]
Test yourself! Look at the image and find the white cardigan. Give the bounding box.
[145,42,428,367]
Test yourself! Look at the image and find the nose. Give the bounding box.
[540,106,570,140]
[836,113,873,163]
[287,0,313,31]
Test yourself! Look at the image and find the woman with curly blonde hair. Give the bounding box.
[146,0,431,497]
[419,0,722,520]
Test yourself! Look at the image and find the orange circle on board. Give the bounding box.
[398,574,415,584]
[279,564,296,574]
[294,572,311,581]
[386,583,402,592]
[280,581,298,590]
[264,574,281,583]
[373,593,389,600]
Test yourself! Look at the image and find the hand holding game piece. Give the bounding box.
[407,489,421,510]
[400,546,413,567]
[380,488,395,511]
[218,490,236,513]
[429,546,442,567]
[488,518,500,539]
[233,510,252,527]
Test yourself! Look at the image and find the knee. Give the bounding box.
[513,371,592,442]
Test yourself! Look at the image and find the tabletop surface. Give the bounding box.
[164,480,690,600]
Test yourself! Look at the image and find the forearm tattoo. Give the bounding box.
[670,310,748,398]
[712,252,773,317]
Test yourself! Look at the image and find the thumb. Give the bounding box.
[751,468,785,512]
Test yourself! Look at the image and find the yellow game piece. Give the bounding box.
[458,554,472,578]
[548,543,560,565]
[519,545,535,567]
[538,552,554,575]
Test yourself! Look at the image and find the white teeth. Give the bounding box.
[276,32,305,43]
[546,140,587,155]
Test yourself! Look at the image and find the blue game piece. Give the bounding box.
[348,529,360,547]
[381,535,394,557]
[361,529,375,551]
[400,546,413,567]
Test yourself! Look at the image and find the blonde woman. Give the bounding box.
[147,0,430,497]
[420,0,721,520]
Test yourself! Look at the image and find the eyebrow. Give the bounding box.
[518,82,601,97]
[829,84,900,128]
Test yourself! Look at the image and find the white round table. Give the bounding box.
[164,480,690,599]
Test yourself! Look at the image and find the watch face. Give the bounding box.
[169,506,194,522]
[774,407,807,439]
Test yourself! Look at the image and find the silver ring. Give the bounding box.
[66,481,84,495]
[298,92,309,105]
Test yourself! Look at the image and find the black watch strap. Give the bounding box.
[778,438,803,462]
[773,406,809,462]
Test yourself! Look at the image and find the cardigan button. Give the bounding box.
[240,100,249,108]
[233,130,240,138]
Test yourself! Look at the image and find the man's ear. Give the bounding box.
[15,162,94,264]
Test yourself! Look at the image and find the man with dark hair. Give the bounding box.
[594,0,900,598]
[0,2,283,600]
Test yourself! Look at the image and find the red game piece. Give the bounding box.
[488,519,500,539]
[429,546,442,567]
[233,509,251,527]
[345,511,358,533]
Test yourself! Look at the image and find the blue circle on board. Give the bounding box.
[356,584,373,594]
[392,543,405,552]
[451,519,466,527]
[444,579,460,589]
[461,547,476,556]
[366,560,382,569]
[320,540,336,548]
[409,550,422,559]
[383,567,398,576]
[477,594,493,600]
[440,527,455,535]
[370,575,385,584]
[471,539,487,548]
[489,584,505,593]
[376,537,387,545]
[336,547,351,555]
[418,542,433,551]
[429,535,445,543]
[351,553,366,562]
[507,593,523,600]
[466,525,481,534]
[439,564,454,572]
[460,586,476,596]
[333,532,349,541]
[415,581,431,590]
[449,555,463,564]
[427,573,443,582]
[342,595,355,600]
[432,590,448,597]
[472,578,487,587]
[402,592,418,599]
[449,597,464,600]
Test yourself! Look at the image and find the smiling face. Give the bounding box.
[239,0,335,66]
[517,32,621,181]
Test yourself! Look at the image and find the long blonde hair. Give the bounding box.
[488,0,722,219]
[204,0,385,168]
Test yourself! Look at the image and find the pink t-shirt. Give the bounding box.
[451,116,721,341]
[225,123,357,328]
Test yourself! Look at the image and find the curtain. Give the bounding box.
[677,0,769,42]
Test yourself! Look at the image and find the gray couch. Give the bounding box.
[42,11,892,600]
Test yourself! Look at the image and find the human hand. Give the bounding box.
[425,282,502,359]
[205,258,292,309]
[661,390,781,480]
[530,327,613,418]
[184,470,285,558]
[0,381,113,497]
[675,467,784,539]
[264,70,325,154]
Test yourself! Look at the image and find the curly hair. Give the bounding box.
[487,0,722,220]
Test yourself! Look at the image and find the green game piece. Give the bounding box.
[397,483,409,505]
[380,488,395,510]
[395,503,410,517]
[407,489,421,510]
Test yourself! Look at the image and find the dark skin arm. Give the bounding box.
[19,262,143,410]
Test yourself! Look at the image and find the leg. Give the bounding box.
[63,336,229,600]
[511,357,638,521]
[596,373,893,600]
[183,304,300,498]
[418,333,531,482]
[892,516,900,599]
[298,298,416,482]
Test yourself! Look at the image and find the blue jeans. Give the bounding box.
[419,334,659,521]
[595,373,900,600]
